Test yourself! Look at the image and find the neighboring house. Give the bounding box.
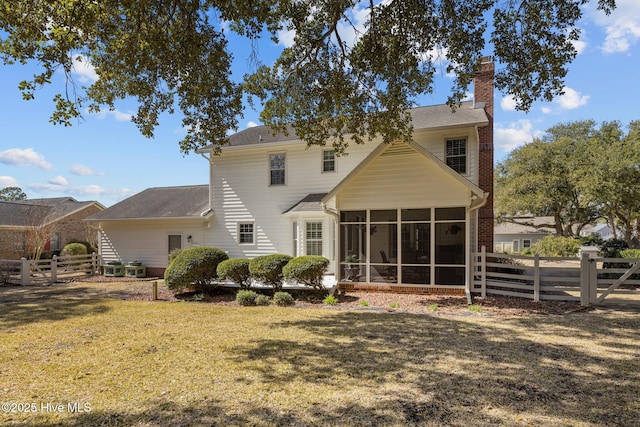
[494,216,555,253]
[90,59,495,292]
[580,222,618,241]
[0,197,105,259]
[85,185,211,277]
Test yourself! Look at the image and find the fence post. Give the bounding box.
[51,255,58,284]
[589,257,598,305]
[480,246,487,297]
[580,253,591,306]
[533,254,540,302]
[21,257,30,286]
[91,252,98,276]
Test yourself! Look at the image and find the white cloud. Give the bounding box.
[0,176,19,187]
[572,38,588,55]
[246,121,259,128]
[277,28,296,48]
[495,120,544,153]
[0,148,53,170]
[556,86,590,110]
[71,54,99,83]
[500,95,517,111]
[70,164,103,176]
[591,0,640,54]
[90,108,133,122]
[541,106,552,114]
[49,175,68,186]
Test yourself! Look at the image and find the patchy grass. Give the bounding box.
[0,284,638,426]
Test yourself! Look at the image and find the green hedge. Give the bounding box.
[61,242,87,256]
[164,246,228,294]
[248,254,293,291]
[282,255,329,290]
[528,235,581,257]
[217,258,252,289]
[620,249,640,259]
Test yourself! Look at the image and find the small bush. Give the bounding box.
[249,254,293,291]
[529,235,581,257]
[323,295,338,305]
[283,255,329,290]
[164,246,229,294]
[602,239,629,258]
[273,291,294,306]
[217,259,252,289]
[67,240,97,255]
[620,249,640,259]
[255,294,271,306]
[236,290,257,306]
[61,242,87,256]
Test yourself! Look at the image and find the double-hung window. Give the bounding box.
[322,150,335,172]
[238,222,255,244]
[445,138,467,174]
[306,222,323,256]
[270,153,286,185]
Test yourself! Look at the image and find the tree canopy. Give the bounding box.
[0,0,616,154]
[496,120,640,247]
[0,186,27,201]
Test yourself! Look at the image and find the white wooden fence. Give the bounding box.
[0,253,100,286]
[473,247,640,306]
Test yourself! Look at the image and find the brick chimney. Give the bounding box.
[474,57,494,253]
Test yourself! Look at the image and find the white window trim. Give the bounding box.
[444,136,469,176]
[321,149,336,173]
[238,221,256,245]
[268,152,287,186]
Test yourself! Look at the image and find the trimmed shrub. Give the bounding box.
[323,295,338,305]
[255,294,271,306]
[217,258,252,289]
[61,242,87,256]
[601,239,628,258]
[528,235,581,257]
[249,254,293,291]
[67,240,97,255]
[236,290,257,306]
[282,255,329,290]
[164,246,229,294]
[273,291,294,306]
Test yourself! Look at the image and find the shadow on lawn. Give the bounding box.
[230,311,639,426]
[0,285,113,328]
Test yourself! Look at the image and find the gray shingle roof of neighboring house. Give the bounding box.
[0,198,104,227]
[494,217,556,235]
[198,101,488,151]
[86,185,210,221]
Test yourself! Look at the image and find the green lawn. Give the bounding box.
[1,291,638,426]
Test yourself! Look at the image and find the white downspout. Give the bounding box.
[199,152,214,216]
[322,202,340,279]
[467,192,489,304]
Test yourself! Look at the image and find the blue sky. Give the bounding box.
[1,1,639,207]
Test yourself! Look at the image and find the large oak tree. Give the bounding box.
[0,0,616,154]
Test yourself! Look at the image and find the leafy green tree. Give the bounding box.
[0,1,616,154]
[0,187,27,201]
[495,121,600,236]
[574,121,640,247]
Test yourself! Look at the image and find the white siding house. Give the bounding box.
[88,60,495,292]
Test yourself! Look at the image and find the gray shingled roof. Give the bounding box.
[283,193,328,214]
[0,198,103,227]
[87,185,210,221]
[198,101,488,151]
[494,217,556,235]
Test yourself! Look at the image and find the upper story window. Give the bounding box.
[445,138,467,174]
[270,153,286,185]
[322,149,335,172]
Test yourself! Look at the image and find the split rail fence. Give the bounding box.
[473,247,640,306]
[0,253,100,286]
